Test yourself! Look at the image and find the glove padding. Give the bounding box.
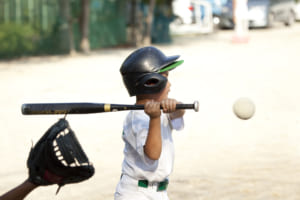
[27,118,95,193]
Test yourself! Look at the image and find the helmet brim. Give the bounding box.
[159,60,184,73]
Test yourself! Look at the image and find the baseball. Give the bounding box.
[233,98,255,120]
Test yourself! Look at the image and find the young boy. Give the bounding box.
[115,46,185,200]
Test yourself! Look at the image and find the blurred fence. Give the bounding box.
[0,0,173,59]
[0,0,61,58]
[87,0,127,49]
[0,0,59,31]
[0,0,128,58]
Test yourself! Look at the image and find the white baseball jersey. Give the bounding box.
[115,110,184,200]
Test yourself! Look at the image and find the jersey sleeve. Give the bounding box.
[170,116,184,131]
[131,111,149,152]
[123,111,158,166]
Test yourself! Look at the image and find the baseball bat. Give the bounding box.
[21,101,199,115]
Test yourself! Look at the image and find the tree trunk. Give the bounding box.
[130,0,137,46]
[59,0,75,54]
[80,0,90,53]
[129,0,144,47]
[144,0,156,45]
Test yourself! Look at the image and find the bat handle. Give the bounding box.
[134,101,199,112]
[176,101,199,112]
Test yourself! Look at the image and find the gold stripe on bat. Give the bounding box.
[104,104,111,112]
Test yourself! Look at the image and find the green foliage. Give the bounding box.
[0,23,39,58]
[142,0,173,5]
[37,19,71,55]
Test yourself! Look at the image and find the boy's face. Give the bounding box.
[157,71,170,101]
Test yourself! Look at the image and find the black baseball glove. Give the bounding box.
[27,118,95,194]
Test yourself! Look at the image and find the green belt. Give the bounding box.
[138,179,169,191]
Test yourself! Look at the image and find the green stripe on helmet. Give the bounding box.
[159,60,184,73]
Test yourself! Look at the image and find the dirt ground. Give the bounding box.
[1,23,300,200]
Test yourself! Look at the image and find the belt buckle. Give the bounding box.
[138,180,149,188]
[157,179,169,192]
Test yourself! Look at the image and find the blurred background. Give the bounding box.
[1,0,300,200]
[0,0,299,59]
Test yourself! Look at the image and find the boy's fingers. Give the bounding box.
[153,102,160,110]
[160,101,167,112]
[161,99,176,113]
[170,100,176,109]
[146,101,160,111]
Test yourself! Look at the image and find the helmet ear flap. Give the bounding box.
[144,77,160,86]
[136,73,167,95]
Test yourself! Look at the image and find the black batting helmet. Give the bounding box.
[120,46,184,96]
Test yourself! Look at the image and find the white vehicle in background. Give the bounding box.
[171,0,195,24]
[171,0,214,34]
[172,0,227,25]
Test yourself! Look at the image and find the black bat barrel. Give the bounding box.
[22,103,107,115]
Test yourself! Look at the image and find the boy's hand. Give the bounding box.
[144,100,161,118]
[161,99,186,119]
[160,99,177,113]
